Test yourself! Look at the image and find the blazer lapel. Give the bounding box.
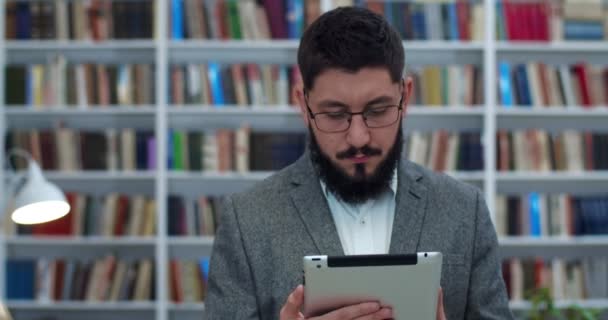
[289,155,344,256]
[389,161,429,254]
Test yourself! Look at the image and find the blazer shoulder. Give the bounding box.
[404,161,482,225]
[228,160,300,206]
[406,160,481,199]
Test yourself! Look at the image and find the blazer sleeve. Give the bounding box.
[465,190,514,319]
[203,195,260,320]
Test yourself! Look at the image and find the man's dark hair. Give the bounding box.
[297,6,404,91]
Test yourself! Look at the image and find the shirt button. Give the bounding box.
[360,219,366,225]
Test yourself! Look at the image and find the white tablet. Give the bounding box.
[303,252,442,319]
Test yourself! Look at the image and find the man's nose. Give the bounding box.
[345,114,371,149]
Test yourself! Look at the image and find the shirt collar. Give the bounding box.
[320,168,399,199]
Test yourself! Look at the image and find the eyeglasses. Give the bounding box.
[304,91,404,133]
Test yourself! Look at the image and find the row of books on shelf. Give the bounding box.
[6,129,156,171]
[4,61,483,107]
[170,63,298,106]
[169,259,210,303]
[5,0,154,41]
[6,0,608,42]
[6,256,607,303]
[9,193,157,238]
[503,257,608,301]
[498,62,608,108]
[168,128,304,172]
[495,194,608,237]
[168,195,219,236]
[404,131,483,172]
[496,0,608,41]
[6,256,155,301]
[6,128,608,173]
[170,0,484,41]
[5,61,156,107]
[496,130,608,172]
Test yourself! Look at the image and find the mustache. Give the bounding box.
[336,145,382,159]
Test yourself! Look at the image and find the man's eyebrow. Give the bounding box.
[316,95,397,109]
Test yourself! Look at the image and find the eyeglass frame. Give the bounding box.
[303,80,405,133]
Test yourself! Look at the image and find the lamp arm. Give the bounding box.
[1,149,32,225]
[5,148,33,172]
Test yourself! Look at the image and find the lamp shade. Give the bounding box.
[11,160,70,225]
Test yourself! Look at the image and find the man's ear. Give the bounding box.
[294,84,310,127]
[400,76,414,119]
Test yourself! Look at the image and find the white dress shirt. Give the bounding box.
[320,171,398,255]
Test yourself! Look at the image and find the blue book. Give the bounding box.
[16,3,32,39]
[528,193,541,236]
[564,21,604,40]
[498,62,513,107]
[6,259,35,299]
[384,2,394,27]
[448,3,460,40]
[410,5,424,40]
[171,0,184,40]
[496,2,506,40]
[167,130,174,169]
[199,257,210,282]
[207,62,225,106]
[515,65,531,106]
[286,0,304,39]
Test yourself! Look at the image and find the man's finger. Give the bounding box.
[437,287,446,320]
[317,302,381,320]
[353,307,393,320]
[280,285,304,320]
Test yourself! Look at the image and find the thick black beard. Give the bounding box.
[309,125,403,204]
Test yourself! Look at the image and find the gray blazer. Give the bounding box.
[204,154,513,319]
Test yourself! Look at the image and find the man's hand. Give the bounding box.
[437,287,447,320]
[280,285,393,320]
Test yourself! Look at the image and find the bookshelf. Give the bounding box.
[1,0,608,319]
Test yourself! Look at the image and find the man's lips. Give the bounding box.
[349,155,370,163]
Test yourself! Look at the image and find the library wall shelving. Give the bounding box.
[1,0,608,320]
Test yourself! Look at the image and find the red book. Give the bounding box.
[263,0,287,39]
[33,193,75,235]
[113,195,130,236]
[53,260,66,300]
[503,0,515,40]
[170,260,183,303]
[537,63,550,106]
[456,0,470,40]
[537,1,550,41]
[573,63,592,107]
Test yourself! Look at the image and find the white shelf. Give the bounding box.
[167,105,484,132]
[496,172,608,194]
[496,107,608,131]
[496,41,608,52]
[168,237,214,260]
[5,40,156,64]
[168,170,483,196]
[169,40,483,64]
[509,299,608,310]
[5,107,156,130]
[5,236,156,260]
[7,301,156,320]
[168,171,273,196]
[38,171,156,195]
[168,303,206,320]
[499,236,608,259]
[496,41,608,64]
[7,300,156,311]
[168,303,205,312]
